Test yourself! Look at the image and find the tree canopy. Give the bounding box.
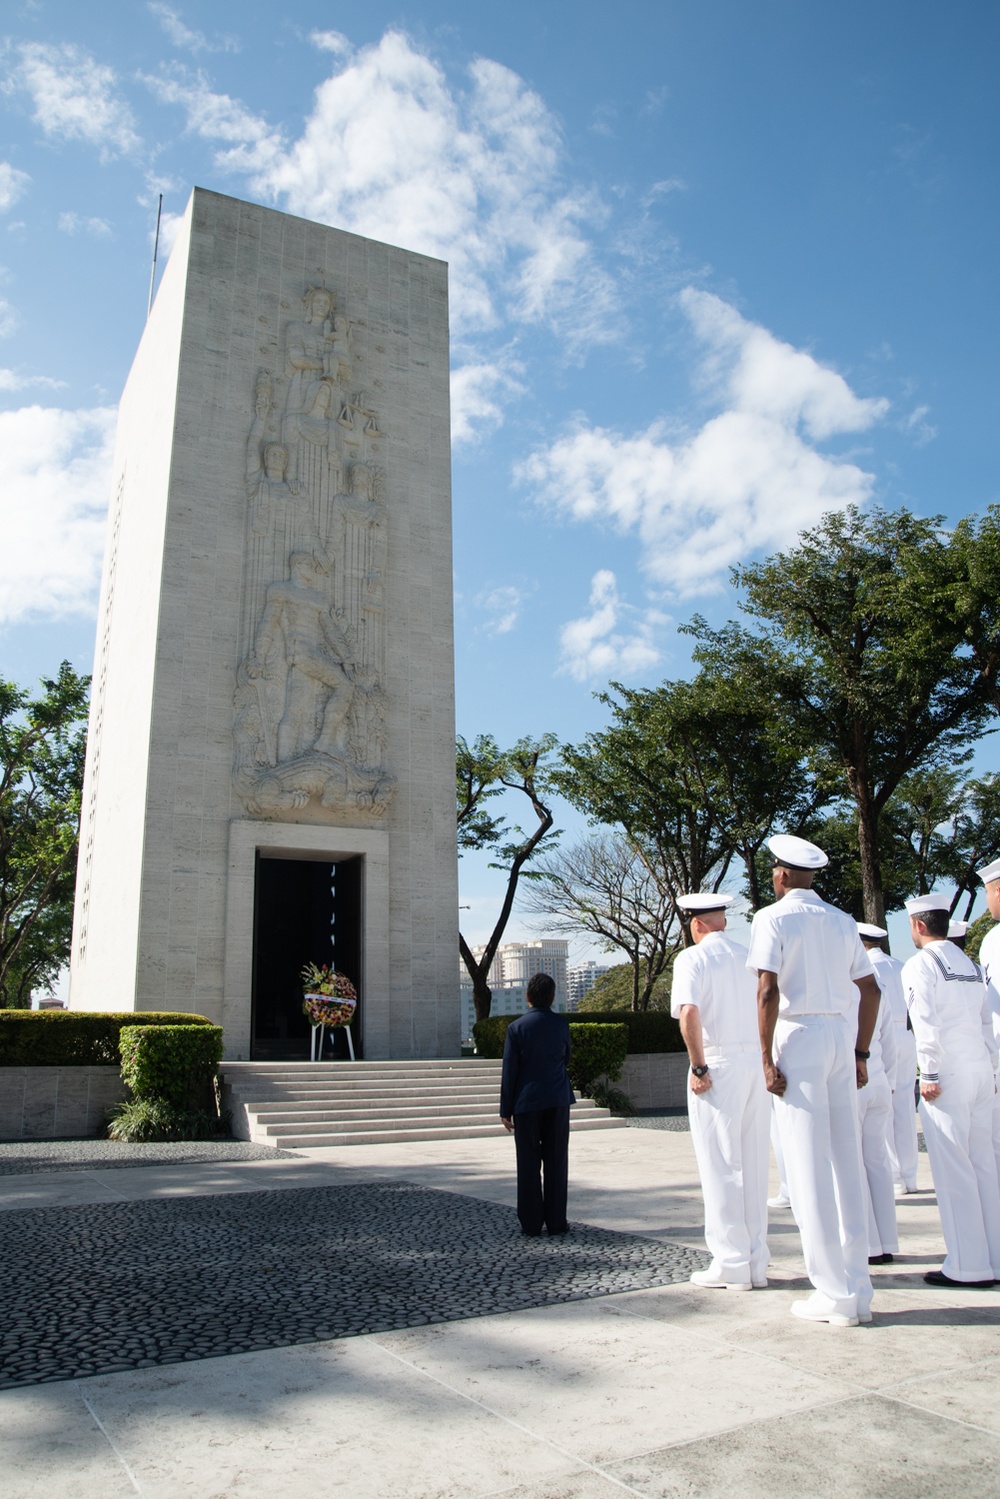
[1,664,90,1008]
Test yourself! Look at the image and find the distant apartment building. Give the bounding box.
[461,939,569,1042]
[566,960,610,1012]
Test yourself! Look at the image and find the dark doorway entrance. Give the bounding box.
[251,853,362,1060]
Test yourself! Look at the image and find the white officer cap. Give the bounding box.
[768,833,828,870]
[905,894,950,916]
[977,858,1000,886]
[857,922,887,940]
[948,920,968,939]
[677,892,734,915]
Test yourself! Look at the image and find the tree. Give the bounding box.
[689,506,993,925]
[456,733,558,1021]
[584,960,672,1013]
[1,664,90,1008]
[949,503,1000,719]
[522,830,681,1011]
[554,688,732,909]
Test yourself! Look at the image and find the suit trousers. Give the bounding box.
[920,1064,1000,1282]
[513,1106,570,1235]
[688,1051,770,1285]
[857,1070,898,1254]
[774,1014,873,1318]
[887,1030,919,1190]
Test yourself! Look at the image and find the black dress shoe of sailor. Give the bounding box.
[868,1253,894,1265]
[924,1269,997,1288]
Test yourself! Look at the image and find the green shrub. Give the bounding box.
[568,1023,628,1091]
[573,1009,685,1053]
[119,1025,224,1109]
[967,914,996,964]
[588,1080,636,1116]
[0,1011,215,1067]
[107,1097,230,1143]
[473,1008,684,1059]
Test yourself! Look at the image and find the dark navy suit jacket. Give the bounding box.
[499,1007,575,1118]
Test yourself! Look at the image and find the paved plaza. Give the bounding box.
[2,1124,999,1497]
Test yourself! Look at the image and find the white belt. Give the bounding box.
[703,1043,759,1060]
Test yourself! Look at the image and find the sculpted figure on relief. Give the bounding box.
[233,284,392,820]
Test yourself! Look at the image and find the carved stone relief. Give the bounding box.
[233,284,393,819]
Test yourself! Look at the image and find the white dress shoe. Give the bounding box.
[791,1297,858,1327]
[893,1183,917,1197]
[767,1194,791,1209]
[689,1269,753,1291]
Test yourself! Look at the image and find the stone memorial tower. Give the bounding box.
[69,188,459,1060]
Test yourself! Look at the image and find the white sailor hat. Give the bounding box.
[677,892,734,915]
[948,920,968,939]
[905,894,950,916]
[768,834,828,871]
[857,922,887,940]
[977,858,1000,886]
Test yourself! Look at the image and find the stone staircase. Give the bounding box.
[219,1059,627,1148]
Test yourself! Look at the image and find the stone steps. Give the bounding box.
[219,1060,626,1148]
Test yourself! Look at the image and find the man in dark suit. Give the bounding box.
[499,972,575,1236]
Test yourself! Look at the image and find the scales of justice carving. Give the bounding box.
[233,284,394,818]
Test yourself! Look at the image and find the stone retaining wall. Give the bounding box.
[616,1052,689,1110]
[0,1067,125,1141]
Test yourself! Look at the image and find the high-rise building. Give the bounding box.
[460,938,570,1043]
[567,960,611,1012]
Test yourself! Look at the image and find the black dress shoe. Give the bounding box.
[869,1253,894,1265]
[924,1269,997,1288]
[521,1228,542,1237]
[547,1226,569,1236]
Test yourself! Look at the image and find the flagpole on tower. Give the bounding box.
[147,194,163,320]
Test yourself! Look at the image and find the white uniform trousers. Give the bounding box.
[770,1100,789,1200]
[857,1070,898,1254]
[688,1049,770,1286]
[774,1014,872,1318]
[992,1086,1000,1192]
[920,1063,1000,1282]
[887,1029,919,1191]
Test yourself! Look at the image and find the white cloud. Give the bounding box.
[58,211,113,237]
[309,30,352,56]
[0,163,30,212]
[559,570,664,682]
[0,369,65,391]
[141,68,282,175]
[903,403,937,446]
[0,299,16,338]
[146,32,615,350]
[450,354,525,444]
[522,291,889,595]
[0,404,116,624]
[148,3,238,55]
[475,583,529,637]
[8,43,141,159]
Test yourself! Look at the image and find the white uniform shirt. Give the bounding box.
[864,956,898,1084]
[870,948,907,1085]
[746,888,874,1019]
[671,933,759,1054]
[901,940,997,1076]
[979,923,1000,1048]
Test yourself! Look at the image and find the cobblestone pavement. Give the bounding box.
[0,1139,295,1176]
[625,1112,690,1131]
[0,1180,707,1390]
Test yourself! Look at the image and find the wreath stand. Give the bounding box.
[310,1022,356,1062]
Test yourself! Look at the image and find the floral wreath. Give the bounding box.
[301,963,358,1027]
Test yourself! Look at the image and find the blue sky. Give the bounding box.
[1,1,998,955]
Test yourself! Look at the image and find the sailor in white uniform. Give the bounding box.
[856,924,899,1263]
[948,920,969,950]
[672,893,770,1291]
[974,859,1000,1187]
[857,923,917,1197]
[903,893,1000,1287]
[748,834,881,1327]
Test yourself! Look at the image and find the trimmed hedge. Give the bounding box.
[567,1024,628,1091]
[120,1025,224,1109]
[0,1011,214,1068]
[473,1007,684,1060]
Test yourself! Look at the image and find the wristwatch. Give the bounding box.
[691,1064,710,1078]
[854,1048,870,1060]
